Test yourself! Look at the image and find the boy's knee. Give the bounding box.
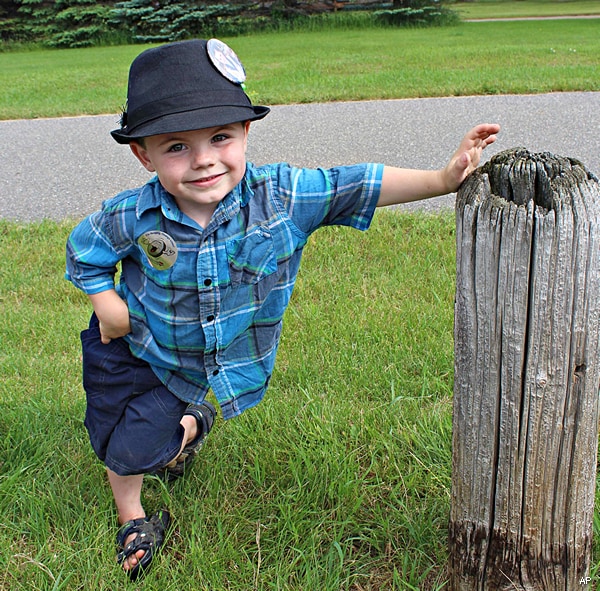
[103,399,187,475]
[104,438,170,476]
[104,444,143,475]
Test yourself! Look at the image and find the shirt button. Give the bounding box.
[204,278,212,286]
[206,315,215,322]
[212,369,219,376]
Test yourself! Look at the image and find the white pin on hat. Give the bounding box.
[207,38,246,85]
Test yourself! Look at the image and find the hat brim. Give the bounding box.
[111,104,270,144]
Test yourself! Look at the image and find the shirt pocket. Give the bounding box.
[226,225,277,286]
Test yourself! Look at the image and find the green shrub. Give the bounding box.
[16,0,116,48]
[1,0,458,48]
[109,0,242,43]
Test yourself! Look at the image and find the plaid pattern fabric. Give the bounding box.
[67,162,383,419]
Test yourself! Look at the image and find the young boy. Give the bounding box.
[66,38,499,580]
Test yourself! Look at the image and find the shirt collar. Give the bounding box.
[209,167,255,225]
[136,176,169,219]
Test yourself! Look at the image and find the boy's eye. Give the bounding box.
[211,134,229,143]
[167,143,185,152]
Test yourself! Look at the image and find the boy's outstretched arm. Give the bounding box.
[377,123,500,207]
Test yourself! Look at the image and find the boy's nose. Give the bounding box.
[191,146,215,168]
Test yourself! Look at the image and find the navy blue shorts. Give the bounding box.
[81,314,188,476]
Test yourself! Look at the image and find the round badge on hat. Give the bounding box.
[138,231,178,270]
[207,38,246,85]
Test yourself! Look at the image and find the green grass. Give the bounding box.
[0,214,455,590]
[454,0,600,19]
[243,20,599,105]
[1,19,599,120]
[4,214,600,589]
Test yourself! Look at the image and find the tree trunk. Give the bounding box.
[450,149,600,590]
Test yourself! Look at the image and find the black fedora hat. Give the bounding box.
[111,38,270,144]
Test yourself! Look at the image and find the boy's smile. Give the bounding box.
[130,122,250,226]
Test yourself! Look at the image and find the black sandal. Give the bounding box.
[153,401,216,482]
[116,510,170,581]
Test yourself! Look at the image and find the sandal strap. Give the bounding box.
[116,510,170,581]
[117,510,171,566]
[182,401,216,452]
[116,516,148,550]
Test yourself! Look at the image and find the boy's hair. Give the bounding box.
[111,39,269,145]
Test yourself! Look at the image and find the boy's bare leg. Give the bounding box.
[106,417,198,572]
[106,469,146,571]
[106,417,197,571]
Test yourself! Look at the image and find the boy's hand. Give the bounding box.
[97,311,131,344]
[443,123,500,193]
[88,290,131,344]
[377,123,500,207]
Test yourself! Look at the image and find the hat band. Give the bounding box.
[126,89,252,133]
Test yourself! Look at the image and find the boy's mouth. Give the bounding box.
[190,172,225,186]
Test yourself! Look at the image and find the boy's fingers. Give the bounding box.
[98,322,113,344]
[470,123,500,140]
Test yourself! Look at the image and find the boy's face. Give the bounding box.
[130,121,250,225]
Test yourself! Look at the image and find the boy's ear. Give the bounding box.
[130,142,155,172]
[243,121,251,151]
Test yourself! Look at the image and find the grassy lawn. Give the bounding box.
[1,10,600,590]
[0,19,599,120]
[4,210,599,590]
[0,214,456,590]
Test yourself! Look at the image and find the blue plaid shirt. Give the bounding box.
[66,162,383,419]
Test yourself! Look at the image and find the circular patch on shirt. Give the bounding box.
[138,231,178,270]
[207,38,246,85]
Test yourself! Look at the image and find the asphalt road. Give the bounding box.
[1,91,599,222]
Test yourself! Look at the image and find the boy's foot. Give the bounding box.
[116,509,170,581]
[152,401,216,482]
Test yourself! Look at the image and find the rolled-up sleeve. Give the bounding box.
[65,210,121,294]
[272,163,384,235]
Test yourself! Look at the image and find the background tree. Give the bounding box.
[1,0,456,47]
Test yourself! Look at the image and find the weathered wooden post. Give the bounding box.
[450,148,600,590]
